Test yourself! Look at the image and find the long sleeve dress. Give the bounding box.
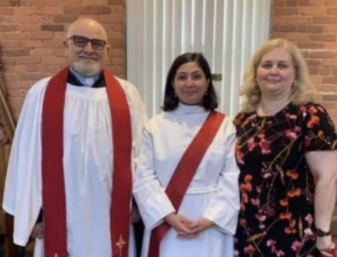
[133,103,240,257]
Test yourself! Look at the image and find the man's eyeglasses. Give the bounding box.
[67,35,107,50]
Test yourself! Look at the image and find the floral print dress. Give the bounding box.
[234,102,337,257]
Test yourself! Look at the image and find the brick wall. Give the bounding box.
[0,0,126,119]
[272,0,337,126]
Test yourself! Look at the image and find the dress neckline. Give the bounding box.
[255,102,291,119]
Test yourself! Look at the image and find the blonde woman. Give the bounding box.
[234,39,337,257]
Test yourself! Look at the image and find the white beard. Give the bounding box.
[72,60,102,77]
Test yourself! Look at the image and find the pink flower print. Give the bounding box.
[276,250,285,256]
[317,106,325,112]
[251,198,260,206]
[267,239,276,247]
[294,126,301,132]
[291,241,302,251]
[259,138,271,154]
[308,106,318,114]
[267,239,276,253]
[304,228,314,237]
[248,138,256,151]
[259,224,266,229]
[255,214,267,222]
[286,114,297,120]
[305,214,313,225]
[262,168,273,179]
[286,130,297,139]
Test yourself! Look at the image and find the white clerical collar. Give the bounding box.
[176,102,206,114]
[70,68,99,87]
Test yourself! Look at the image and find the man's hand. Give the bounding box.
[31,222,44,239]
[131,208,141,223]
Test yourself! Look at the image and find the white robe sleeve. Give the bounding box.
[2,79,50,246]
[202,121,240,235]
[133,126,175,230]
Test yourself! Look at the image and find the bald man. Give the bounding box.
[3,18,147,257]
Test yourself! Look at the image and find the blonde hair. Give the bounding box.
[240,38,317,113]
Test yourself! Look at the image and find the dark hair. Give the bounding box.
[162,52,218,111]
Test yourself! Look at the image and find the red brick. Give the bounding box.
[0,25,18,32]
[111,49,125,57]
[322,94,337,101]
[286,0,297,6]
[323,60,337,66]
[325,0,337,6]
[323,77,337,83]
[41,57,67,65]
[320,67,332,75]
[284,33,310,41]
[274,0,286,6]
[297,42,325,49]
[20,73,45,81]
[309,67,319,75]
[112,6,125,14]
[18,57,41,64]
[30,32,53,40]
[299,6,326,15]
[0,8,14,15]
[313,16,337,24]
[6,81,31,89]
[0,1,11,7]
[54,15,77,23]
[82,0,106,4]
[3,32,30,40]
[19,41,43,48]
[33,7,63,15]
[5,49,30,57]
[309,51,336,59]
[323,25,337,32]
[41,24,65,32]
[17,24,41,32]
[99,14,124,24]
[310,34,336,42]
[0,41,18,48]
[323,42,337,49]
[30,49,54,56]
[312,0,325,6]
[273,24,297,32]
[64,6,112,15]
[1,57,17,65]
[29,15,54,23]
[274,7,298,15]
[273,16,312,25]
[298,25,324,33]
[298,0,311,6]
[107,0,125,5]
[307,60,322,66]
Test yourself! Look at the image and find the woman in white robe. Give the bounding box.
[133,53,240,257]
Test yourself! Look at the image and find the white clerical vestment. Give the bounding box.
[3,76,148,257]
[133,104,240,257]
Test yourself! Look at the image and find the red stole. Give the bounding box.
[148,111,225,257]
[42,67,132,257]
